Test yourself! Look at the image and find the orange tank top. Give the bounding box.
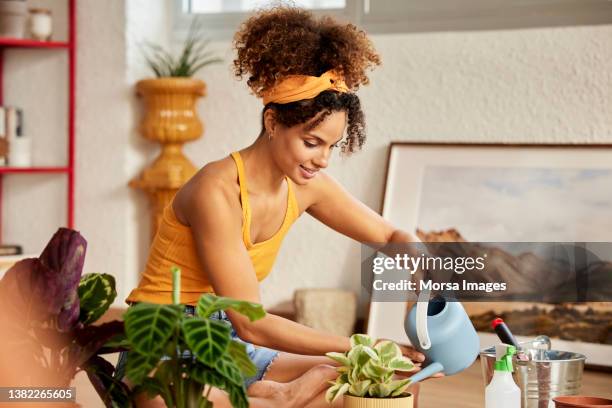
[126,151,300,305]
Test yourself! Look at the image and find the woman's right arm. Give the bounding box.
[182,175,350,356]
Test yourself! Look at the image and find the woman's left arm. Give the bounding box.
[305,172,435,365]
[306,172,415,245]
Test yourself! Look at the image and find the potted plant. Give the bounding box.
[0,228,129,407]
[121,268,265,408]
[131,18,222,237]
[137,17,221,143]
[325,334,415,408]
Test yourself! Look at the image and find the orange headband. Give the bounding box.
[261,70,349,105]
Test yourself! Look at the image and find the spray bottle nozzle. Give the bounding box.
[494,344,516,372]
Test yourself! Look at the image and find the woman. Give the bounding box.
[123,6,429,408]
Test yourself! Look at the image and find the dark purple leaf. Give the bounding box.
[38,228,87,331]
[84,355,133,408]
[74,320,125,366]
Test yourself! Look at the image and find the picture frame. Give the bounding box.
[366,142,612,368]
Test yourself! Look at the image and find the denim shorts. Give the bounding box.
[115,305,279,389]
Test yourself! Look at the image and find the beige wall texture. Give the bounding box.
[3,1,611,313]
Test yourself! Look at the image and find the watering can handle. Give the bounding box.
[416,289,431,350]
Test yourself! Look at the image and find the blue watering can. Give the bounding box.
[404,289,480,383]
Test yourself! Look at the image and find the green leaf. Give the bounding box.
[361,360,394,380]
[362,346,380,362]
[191,363,249,408]
[332,383,350,403]
[348,380,371,397]
[227,383,249,408]
[325,383,342,404]
[140,17,221,78]
[125,350,161,384]
[350,366,361,383]
[214,354,243,387]
[78,273,117,325]
[388,357,415,372]
[350,334,374,348]
[182,317,231,365]
[196,294,265,322]
[348,345,378,368]
[389,378,411,397]
[124,303,183,356]
[190,364,226,388]
[374,340,401,364]
[325,352,351,367]
[227,340,256,377]
[368,383,393,398]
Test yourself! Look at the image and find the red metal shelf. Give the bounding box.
[0,166,70,174]
[0,38,70,49]
[0,0,76,244]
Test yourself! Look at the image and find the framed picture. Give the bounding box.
[367,142,612,368]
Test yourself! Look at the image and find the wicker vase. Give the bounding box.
[344,394,414,408]
[131,77,206,238]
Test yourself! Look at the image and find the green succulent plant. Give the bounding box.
[325,334,415,403]
[142,18,222,77]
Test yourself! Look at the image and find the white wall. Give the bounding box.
[184,25,612,315]
[4,1,611,313]
[75,0,133,300]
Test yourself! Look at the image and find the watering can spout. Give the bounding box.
[409,362,444,384]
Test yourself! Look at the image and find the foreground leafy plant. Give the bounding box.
[325,334,415,403]
[0,228,128,407]
[142,18,222,77]
[123,268,265,408]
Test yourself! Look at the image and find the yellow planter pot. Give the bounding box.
[136,77,206,143]
[344,394,414,408]
[131,77,206,237]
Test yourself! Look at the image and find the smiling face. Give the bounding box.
[266,109,347,185]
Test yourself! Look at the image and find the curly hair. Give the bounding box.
[233,6,380,154]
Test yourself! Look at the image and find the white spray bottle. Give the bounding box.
[485,344,521,408]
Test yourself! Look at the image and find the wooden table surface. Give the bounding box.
[418,360,612,408]
[87,309,612,407]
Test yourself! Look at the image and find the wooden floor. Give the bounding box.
[418,360,612,408]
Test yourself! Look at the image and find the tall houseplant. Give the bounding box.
[0,228,129,407]
[122,268,265,408]
[130,18,222,238]
[326,334,415,408]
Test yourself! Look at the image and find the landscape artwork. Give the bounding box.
[367,143,612,367]
[417,165,612,355]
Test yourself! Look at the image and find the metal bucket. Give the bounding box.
[481,337,586,408]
